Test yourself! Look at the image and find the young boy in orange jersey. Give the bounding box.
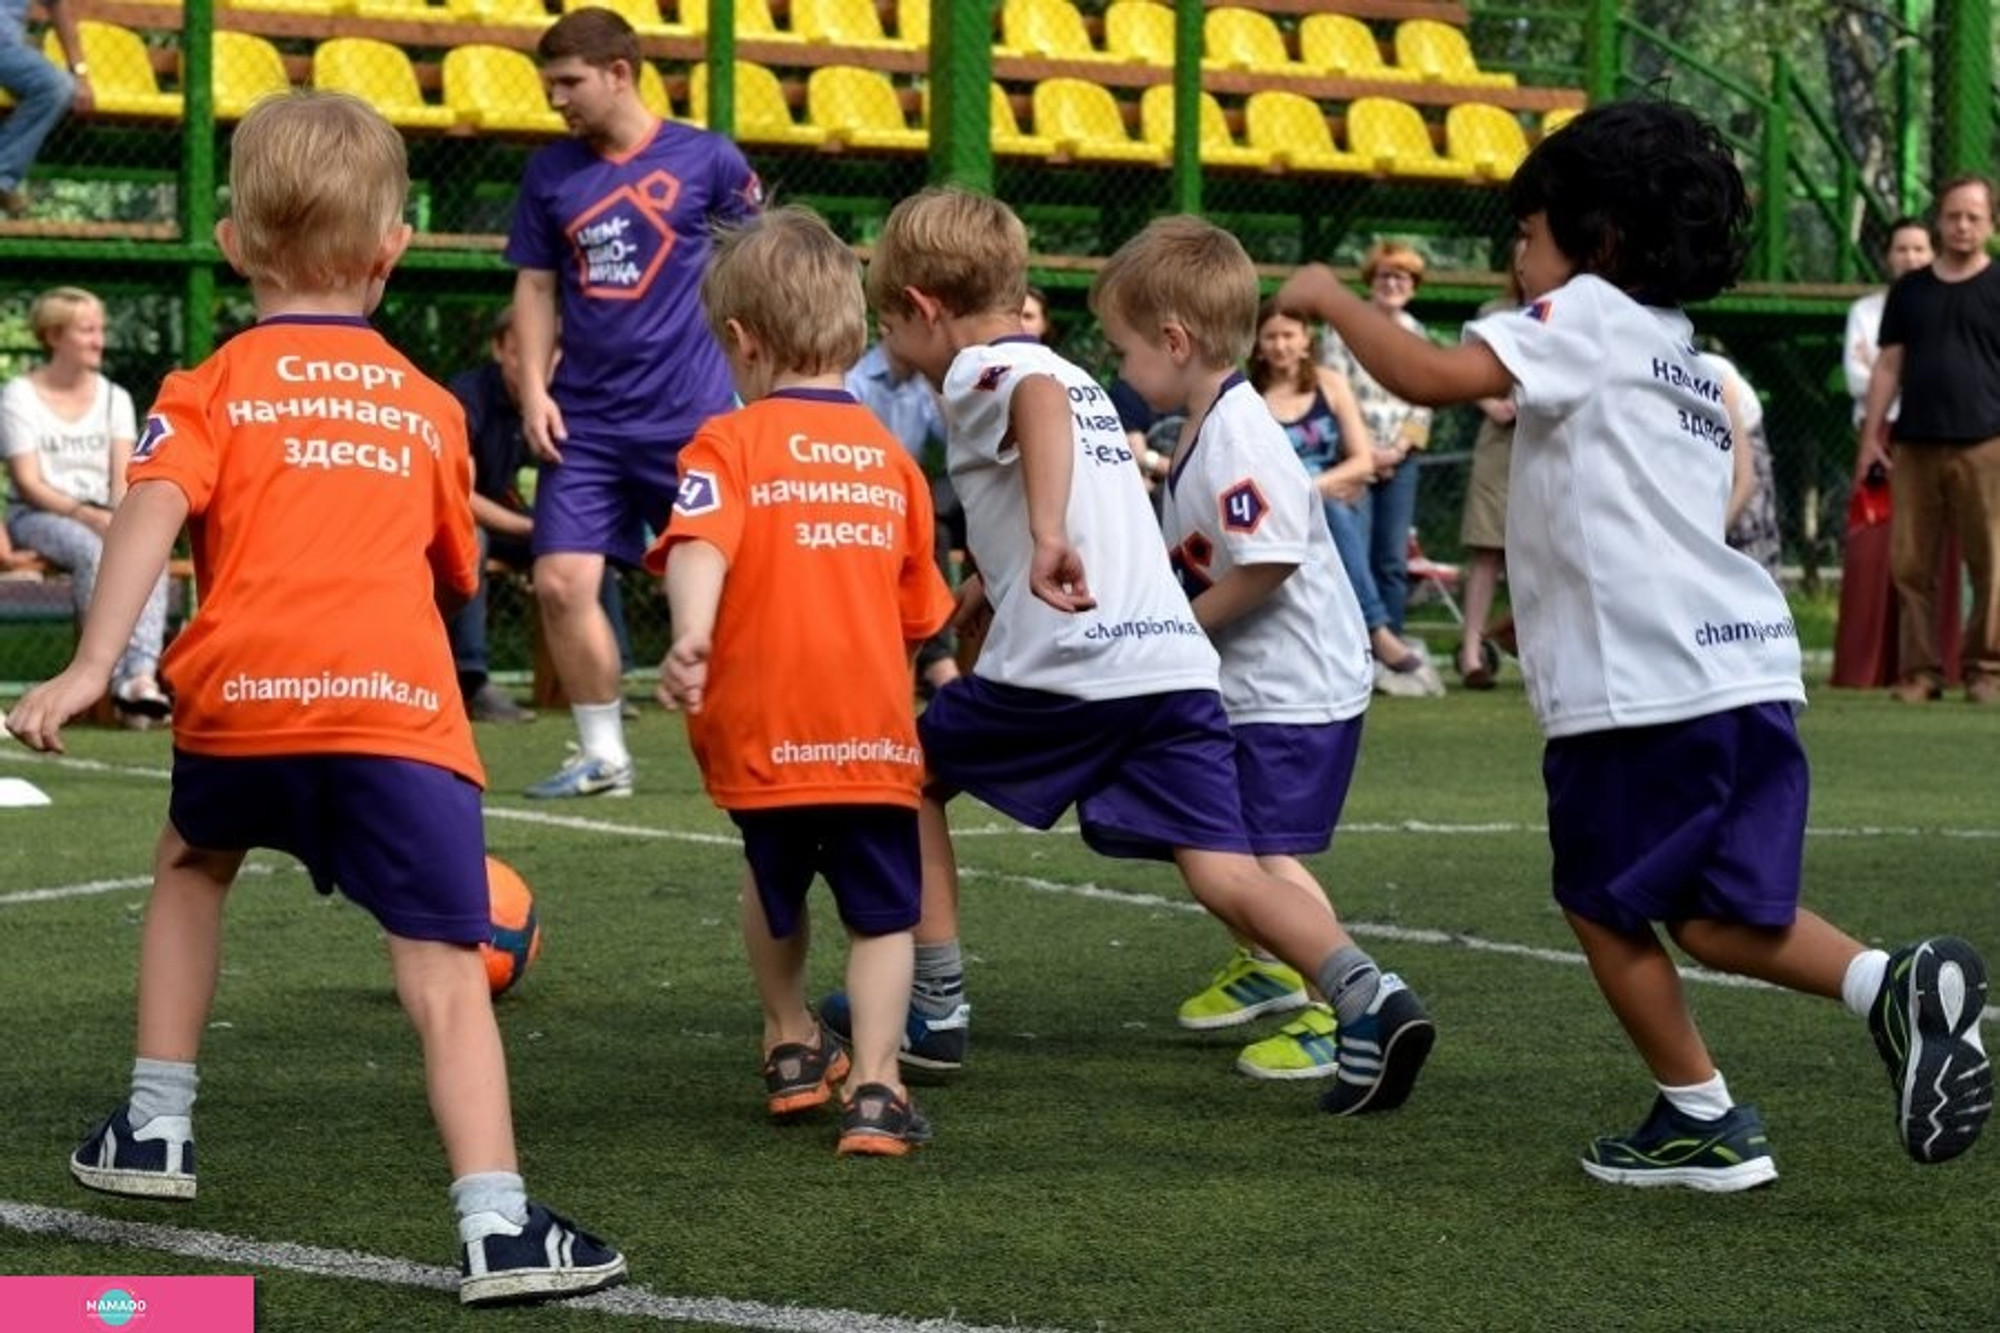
[825,187,1435,1116]
[646,206,955,1156]
[4,92,626,1304]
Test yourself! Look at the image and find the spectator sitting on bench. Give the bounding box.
[2,286,170,723]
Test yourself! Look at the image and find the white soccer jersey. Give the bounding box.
[941,337,1218,699]
[1465,274,1804,738]
[1161,376,1373,724]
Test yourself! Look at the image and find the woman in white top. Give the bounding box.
[2,287,170,719]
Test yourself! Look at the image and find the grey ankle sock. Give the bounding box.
[911,939,965,1019]
[129,1058,198,1126]
[1315,946,1381,1029]
[449,1171,528,1227]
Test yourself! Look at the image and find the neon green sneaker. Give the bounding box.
[1177,947,1309,1030]
[1236,1004,1340,1081]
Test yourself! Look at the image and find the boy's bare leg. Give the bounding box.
[1668,910,1858,999]
[914,793,959,945]
[1565,909,1716,1086]
[387,935,517,1177]
[738,871,816,1050]
[1173,848,1352,973]
[134,827,241,1062]
[843,928,916,1092]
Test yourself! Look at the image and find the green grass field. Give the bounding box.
[1,671,1996,1332]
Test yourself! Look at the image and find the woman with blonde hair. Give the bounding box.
[2,286,171,721]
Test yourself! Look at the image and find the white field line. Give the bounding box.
[0,1202,1070,1333]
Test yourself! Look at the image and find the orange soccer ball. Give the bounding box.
[481,856,543,997]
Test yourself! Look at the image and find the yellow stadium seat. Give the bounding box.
[896,0,930,48]
[690,62,829,146]
[1139,85,1271,170]
[680,0,802,42]
[1003,0,1115,63]
[806,65,926,152]
[990,83,1055,157]
[1392,19,1517,89]
[793,0,917,52]
[207,30,291,121]
[1346,95,1476,180]
[313,37,457,130]
[636,60,672,119]
[566,0,687,38]
[1031,78,1164,165]
[443,44,565,134]
[48,22,181,119]
[1541,105,1581,136]
[352,0,439,19]
[1103,1,1174,67]
[1298,13,1412,82]
[1202,7,1300,75]
[1243,90,1366,174]
[1445,102,1529,180]
[446,0,553,25]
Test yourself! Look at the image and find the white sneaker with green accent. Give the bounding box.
[1236,1003,1339,1080]
[1177,946,1309,1030]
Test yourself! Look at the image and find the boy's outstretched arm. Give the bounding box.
[657,539,727,714]
[1010,374,1096,613]
[1277,264,1513,408]
[6,479,189,752]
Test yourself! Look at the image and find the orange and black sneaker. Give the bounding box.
[836,1083,933,1157]
[763,1020,850,1119]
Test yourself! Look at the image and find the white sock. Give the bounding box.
[129,1057,198,1126]
[1842,949,1891,1019]
[1660,1072,1733,1122]
[572,701,628,766]
[450,1170,529,1237]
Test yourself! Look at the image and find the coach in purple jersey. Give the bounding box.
[508,7,762,798]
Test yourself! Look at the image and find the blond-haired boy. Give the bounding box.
[646,206,954,1155]
[819,189,1434,1114]
[6,93,626,1304]
[1089,215,1433,1091]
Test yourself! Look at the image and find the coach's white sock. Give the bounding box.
[1842,949,1891,1019]
[451,1171,529,1235]
[572,702,629,767]
[1660,1072,1733,1122]
[128,1057,197,1127]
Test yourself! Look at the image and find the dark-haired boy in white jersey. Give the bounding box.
[819,187,1435,1116]
[1090,214,1434,1088]
[1281,99,1992,1188]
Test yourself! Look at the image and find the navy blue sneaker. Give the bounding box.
[70,1108,196,1201]
[820,990,969,1072]
[459,1201,627,1306]
[1870,936,1993,1163]
[1581,1096,1778,1192]
[1319,973,1435,1116]
[837,1083,934,1157]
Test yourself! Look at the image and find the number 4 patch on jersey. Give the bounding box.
[1219,479,1269,533]
[675,470,720,516]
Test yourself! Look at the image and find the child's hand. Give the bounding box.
[949,571,993,637]
[657,632,711,714]
[1030,536,1095,613]
[1274,263,1349,321]
[5,665,112,754]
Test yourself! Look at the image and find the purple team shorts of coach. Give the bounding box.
[168,751,491,945]
[918,676,1255,861]
[1233,718,1365,857]
[729,804,923,939]
[531,432,685,569]
[1543,701,1808,936]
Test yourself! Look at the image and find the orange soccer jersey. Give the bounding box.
[643,389,953,810]
[130,316,483,784]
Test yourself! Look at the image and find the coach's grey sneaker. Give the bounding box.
[523,747,633,799]
[71,1108,196,1200]
[459,1201,627,1306]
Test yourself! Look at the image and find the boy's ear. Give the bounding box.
[723,316,758,361]
[214,218,243,272]
[1160,319,1193,364]
[373,223,414,280]
[904,287,945,325]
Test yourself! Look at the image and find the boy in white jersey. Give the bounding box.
[1280,100,1991,1186]
[1089,215,1432,1088]
[822,187,1434,1116]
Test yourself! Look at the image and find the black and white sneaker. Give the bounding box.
[459,1201,628,1306]
[1870,936,1992,1163]
[71,1108,197,1200]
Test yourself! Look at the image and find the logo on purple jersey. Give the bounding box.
[1220,479,1269,533]
[567,169,683,301]
[675,469,720,516]
[1523,297,1554,323]
[133,413,174,461]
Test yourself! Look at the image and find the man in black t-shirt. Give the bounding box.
[1857,176,2000,704]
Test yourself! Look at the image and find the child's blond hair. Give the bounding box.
[226,92,408,293]
[1090,216,1258,368]
[703,205,867,375]
[865,186,1027,320]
